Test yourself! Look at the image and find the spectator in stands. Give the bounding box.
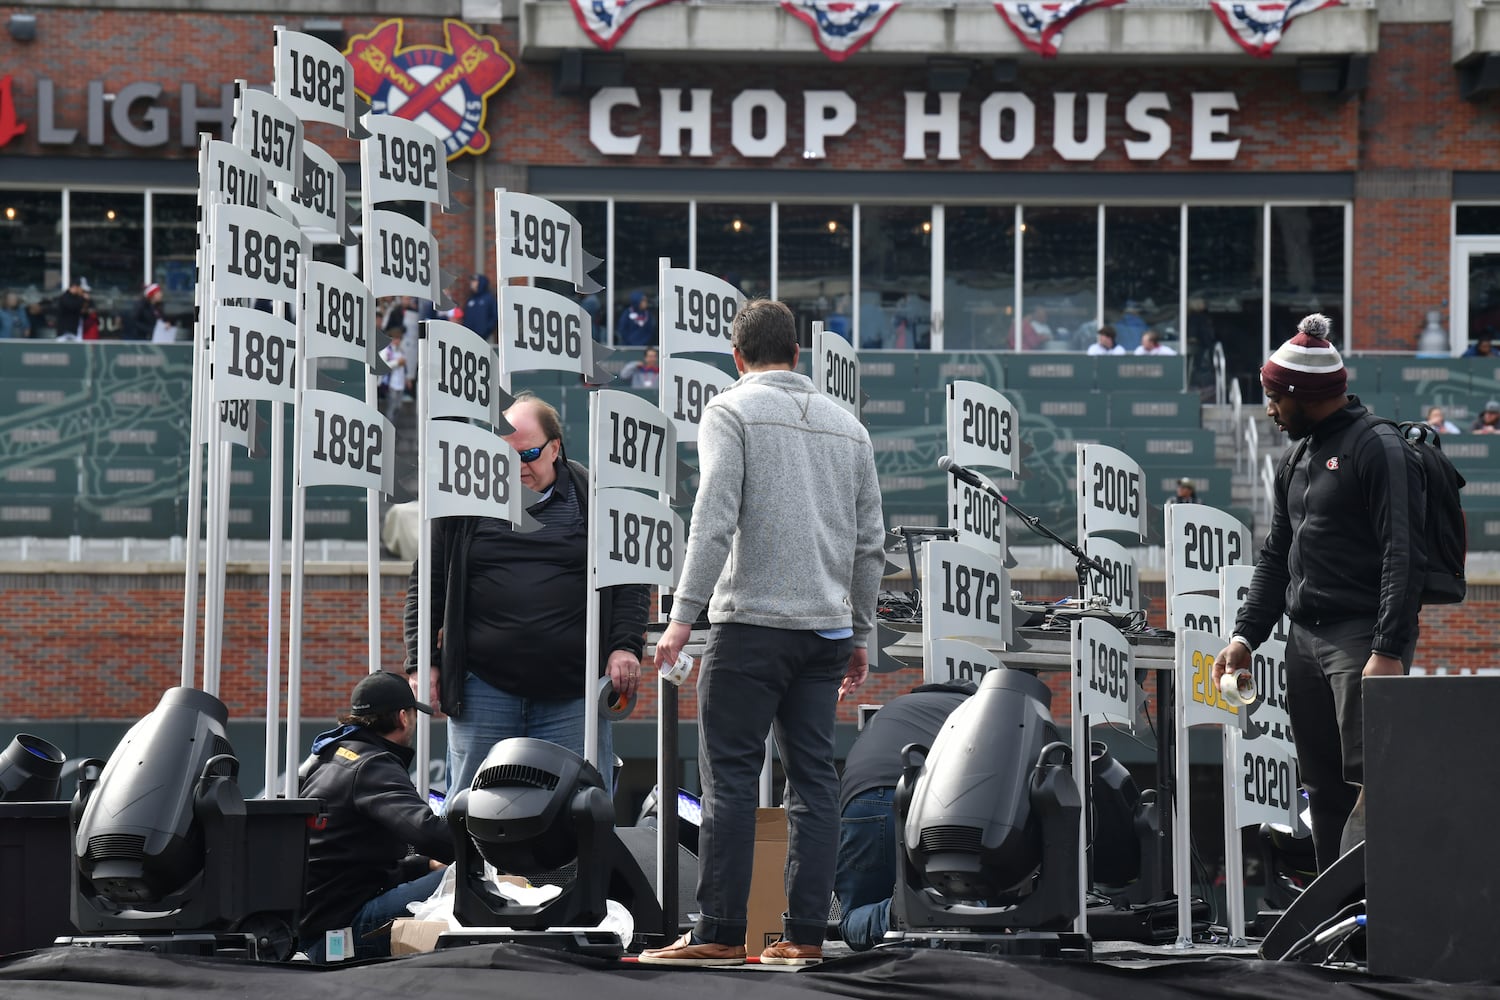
[1464,331,1495,357]
[461,274,498,342]
[80,301,100,341]
[1169,477,1200,505]
[1186,296,1217,389]
[580,292,605,342]
[124,282,167,341]
[1425,405,1460,437]
[1086,324,1125,356]
[378,328,407,425]
[619,347,661,390]
[399,296,420,401]
[55,277,89,339]
[1114,300,1148,352]
[23,298,45,338]
[824,295,852,342]
[1135,330,1177,356]
[0,292,27,339]
[378,296,406,339]
[891,291,930,349]
[617,291,657,346]
[298,672,452,963]
[1473,400,1500,434]
[835,680,975,951]
[1013,305,1052,351]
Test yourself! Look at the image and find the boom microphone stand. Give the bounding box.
[939,456,1108,600]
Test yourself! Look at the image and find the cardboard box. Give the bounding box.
[386,876,535,955]
[390,918,449,956]
[744,807,789,953]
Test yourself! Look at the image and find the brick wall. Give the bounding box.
[5,566,1492,727]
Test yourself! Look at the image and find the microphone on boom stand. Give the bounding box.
[937,456,1110,584]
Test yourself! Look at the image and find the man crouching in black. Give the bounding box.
[299,671,453,961]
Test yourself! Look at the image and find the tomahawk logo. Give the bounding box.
[0,75,27,148]
[345,19,516,160]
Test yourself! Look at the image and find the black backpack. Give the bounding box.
[1277,415,1467,605]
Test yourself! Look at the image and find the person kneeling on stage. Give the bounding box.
[298,671,453,962]
[836,680,975,950]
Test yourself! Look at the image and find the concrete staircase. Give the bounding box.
[388,392,421,506]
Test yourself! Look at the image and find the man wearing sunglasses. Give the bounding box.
[403,392,649,797]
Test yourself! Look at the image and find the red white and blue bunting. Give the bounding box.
[993,0,1125,58]
[1210,0,1340,58]
[780,1,903,62]
[568,0,1343,62]
[569,0,683,51]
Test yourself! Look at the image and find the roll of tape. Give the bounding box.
[598,675,635,721]
[660,649,694,687]
[1219,669,1257,707]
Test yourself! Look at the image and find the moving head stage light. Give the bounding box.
[889,668,1088,958]
[0,733,66,802]
[1088,741,1163,906]
[446,737,666,954]
[68,687,316,960]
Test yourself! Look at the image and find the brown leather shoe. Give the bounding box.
[637,932,746,967]
[759,940,823,966]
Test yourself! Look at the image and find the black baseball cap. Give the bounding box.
[350,671,431,716]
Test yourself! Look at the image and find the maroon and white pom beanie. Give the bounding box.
[1261,314,1347,400]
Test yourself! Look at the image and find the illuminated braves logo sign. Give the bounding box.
[346,19,515,160]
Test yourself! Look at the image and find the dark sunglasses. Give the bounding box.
[516,442,551,463]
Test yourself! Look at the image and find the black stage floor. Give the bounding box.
[4,942,1500,1000]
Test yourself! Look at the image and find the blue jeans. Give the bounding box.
[694,623,850,948]
[303,868,444,963]
[445,672,613,799]
[835,787,897,950]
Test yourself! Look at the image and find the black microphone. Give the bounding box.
[938,455,1004,499]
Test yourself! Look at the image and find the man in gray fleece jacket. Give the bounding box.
[642,298,885,967]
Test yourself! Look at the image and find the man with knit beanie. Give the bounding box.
[1213,314,1426,873]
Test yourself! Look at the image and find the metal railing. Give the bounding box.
[1241,408,1258,478]
[1259,453,1277,524]
[0,537,370,566]
[1213,342,1227,407]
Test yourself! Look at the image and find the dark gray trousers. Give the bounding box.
[693,622,850,947]
[1285,616,1415,872]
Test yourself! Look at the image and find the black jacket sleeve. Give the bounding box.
[402,519,447,674]
[127,300,156,340]
[605,582,650,659]
[1235,444,1295,647]
[354,754,454,863]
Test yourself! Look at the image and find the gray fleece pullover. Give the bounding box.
[670,368,886,646]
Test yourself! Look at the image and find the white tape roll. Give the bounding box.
[1219,669,1257,707]
[659,650,694,687]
